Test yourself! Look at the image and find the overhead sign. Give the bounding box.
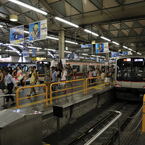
[95,42,109,54]
[111,51,128,57]
[29,19,47,41]
[10,25,24,44]
[81,44,92,48]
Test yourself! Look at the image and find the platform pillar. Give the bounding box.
[59,29,65,59]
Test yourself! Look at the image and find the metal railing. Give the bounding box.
[84,111,122,145]
[16,84,49,108]
[15,76,110,108]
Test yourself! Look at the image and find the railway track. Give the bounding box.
[44,102,141,145]
[68,103,140,145]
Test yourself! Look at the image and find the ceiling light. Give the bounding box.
[100,36,111,42]
[112,41,119,46]
[46,36,59,40]
[8,45,21,56]
[123,46,128,49]
[0,25,3,28]
[8,0,47,15]
[82,53,88,56]
[55,17,79,28]
[65,40,78,45]
[24,31,29,34]
[137,52,142,55]
[84,29,99,37]
[9,14,18,22]
[64,51,71,53]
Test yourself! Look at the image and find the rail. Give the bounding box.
[84,111,122,145]
[15,76,110,108]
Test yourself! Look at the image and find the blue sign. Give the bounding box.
[81,44,92,48]
[96,43,109,54]
[10,25,24,44]
[111,51,128,57]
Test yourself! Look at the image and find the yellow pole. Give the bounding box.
[142,95,145,132]
[16,87,20,108]
[49,84,53,104]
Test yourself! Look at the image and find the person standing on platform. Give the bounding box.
[4,69,16,107]
[29,66,38,97]
[0,69,5,93]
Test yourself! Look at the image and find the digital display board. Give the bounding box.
[134,59,144,62]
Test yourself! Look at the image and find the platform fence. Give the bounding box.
[15,76,110,109]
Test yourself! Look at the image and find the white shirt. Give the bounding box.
[4,74,16,86]
[61,70,67,81]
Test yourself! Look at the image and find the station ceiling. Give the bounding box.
[0,0,145,54]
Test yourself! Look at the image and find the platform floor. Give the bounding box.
[136,133,145,145]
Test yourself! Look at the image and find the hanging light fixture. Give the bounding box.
[10,14,18,22]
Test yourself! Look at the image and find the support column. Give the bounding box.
[59,29,65,59]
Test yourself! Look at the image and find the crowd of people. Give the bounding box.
[0,62,115,108]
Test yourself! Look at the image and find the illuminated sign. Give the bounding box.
[123,58,131,62]
[134,59,144,62]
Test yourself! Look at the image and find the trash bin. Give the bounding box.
[0,109,42,145]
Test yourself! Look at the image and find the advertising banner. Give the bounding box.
[10,25,24,44]
[95,42,109,54]
[29,19,47,41]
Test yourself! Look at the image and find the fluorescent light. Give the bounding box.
[8,45,21,56]
[8,0,47,15]
[64,51,71,53]
[100,36,111,42]
[65,40,78,45]
[24,31,29,34]
[123,46,128,49]
[55,17,79,28]
[28,46,42,50]
[84,29,99,37]
[82,53,88,56]
[137,52,142,55]
[112,41,119,46]
[0,25,3,28]
[46,36,59,40]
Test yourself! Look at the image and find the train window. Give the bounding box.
[117,58,145,82]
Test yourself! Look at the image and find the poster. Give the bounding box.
[29,19,47,41]
[95,42,109,54]
[10,25,24,44]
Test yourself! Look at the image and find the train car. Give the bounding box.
[115,56,145,101]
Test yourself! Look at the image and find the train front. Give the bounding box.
[114,57,145,101]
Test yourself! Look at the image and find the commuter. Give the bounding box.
[52,67,58,91]
[66,64,73,80]
[0,69,5,92]
[44,63,51,84]
[61,67,67,82]
[92,68,97,84]
[52,67,57,82]
[101,71,105,81]
[3,69,16,107]
[28,66,38,97]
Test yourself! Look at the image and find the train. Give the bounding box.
[115,56,145,101]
